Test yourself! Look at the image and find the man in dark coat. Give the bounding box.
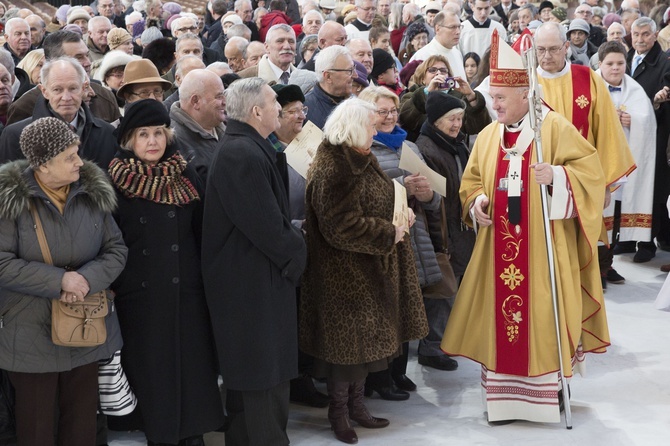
[626,17,670,254]
[204,0,228,47]
[170,69,226,186]
[202,78,306,446]
[493,0,518,29]
[304,45,356,129]
[0,58,118,170]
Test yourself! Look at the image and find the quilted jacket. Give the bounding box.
[0,160,127,373]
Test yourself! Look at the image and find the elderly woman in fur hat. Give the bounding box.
[108,99,223,446]
[0,117,127,446]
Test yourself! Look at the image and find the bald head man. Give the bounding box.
[173,68,227,183]
[25,14,46,47]
[318,21,348,49]
[179,69,226,132]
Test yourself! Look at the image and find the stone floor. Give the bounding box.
[110,251,670,446]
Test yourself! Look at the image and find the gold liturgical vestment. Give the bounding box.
[441,111,609,379]
[537,64,635,187]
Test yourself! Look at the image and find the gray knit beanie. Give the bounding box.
[20,117,80,168]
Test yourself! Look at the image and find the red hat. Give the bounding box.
[489,30,529,88]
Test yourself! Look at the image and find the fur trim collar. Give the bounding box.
[0,160,117,221]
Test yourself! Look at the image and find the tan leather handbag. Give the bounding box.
[30,204,108,347]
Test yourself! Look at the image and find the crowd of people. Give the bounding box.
[0,0,668,445]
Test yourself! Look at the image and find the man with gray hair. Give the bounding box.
[234,0,261,40]
[224,36,249,73]
[245,41,266,68]
[304,45,356,128]
[621,7,640,48]
[534,21,635,282]
[238,23,302,84]
[202,77,306,446]
[171,69,226,183]
[3,18,32,64]
[0,49,16,124]
[173,16,220,65]
[163,55,206,112]
[25,14,46,49]
[623,16,670,258]
[295,9,323,65]
[344,0,378,40]
[0,57,118,169]
[574,2,606,47]
[162,33,204,99]
[346,38,373,74]
[87,16,112,64]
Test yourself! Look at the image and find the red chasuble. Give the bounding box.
[493,130,532,376]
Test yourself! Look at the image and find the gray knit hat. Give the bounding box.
[20,117,80,168]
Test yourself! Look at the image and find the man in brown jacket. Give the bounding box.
[7,30,120,125]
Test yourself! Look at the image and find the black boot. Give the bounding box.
[290,374,329,408]
[327,379,358,444]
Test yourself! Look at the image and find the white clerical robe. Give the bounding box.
[410,38,467,80]
[597,71,656,243]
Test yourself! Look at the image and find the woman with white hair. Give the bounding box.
[300,97,428,444]
[94,50,137,110]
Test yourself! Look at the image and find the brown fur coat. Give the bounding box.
[300,141,428,366]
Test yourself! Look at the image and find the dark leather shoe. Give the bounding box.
[612,241,636,255]
[364,382,409,401]
[290,375,330,408]
[418,354,458,371]
[634,245,656,263]
[392,374,417,391]
[661,264,670,273]
[330,415,358,444]
[606,268,625,284]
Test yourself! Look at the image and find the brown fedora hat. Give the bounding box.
[117,59,173,99]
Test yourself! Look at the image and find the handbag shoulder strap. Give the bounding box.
[29,201,53,266]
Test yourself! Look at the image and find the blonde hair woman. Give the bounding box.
[17,49,45,84]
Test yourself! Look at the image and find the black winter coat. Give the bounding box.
[0,95,118,170]
[416,124,475,276]
[202,119,306,391]
[627,42,670,201]
[109,148,223,444]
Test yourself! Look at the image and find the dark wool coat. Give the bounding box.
[0,161,126,373]
[300,141,428,366]
[202,119,306,391]
[0,95,119,170]
[416,128,475,277]
[627,41,670,201]
[109,149,223,444]
[399,85,491,142]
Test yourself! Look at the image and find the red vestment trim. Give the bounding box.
[493,130,531,376]
[570,64,592,139]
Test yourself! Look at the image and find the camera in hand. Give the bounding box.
[440,77,456,89]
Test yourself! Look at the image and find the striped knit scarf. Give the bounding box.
[108,152,200,205]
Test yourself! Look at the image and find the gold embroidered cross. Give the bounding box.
[575,95,590,109]
[500,264,525,290]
